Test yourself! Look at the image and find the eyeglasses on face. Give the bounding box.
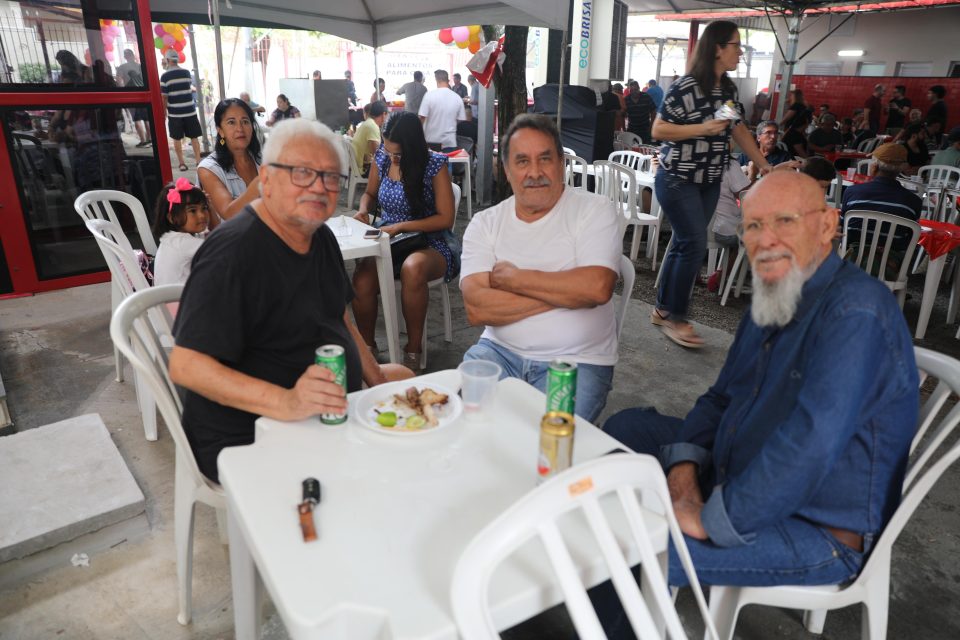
[737,208,825,239]
[268,163,346,190]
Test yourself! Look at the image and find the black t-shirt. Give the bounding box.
[886,97,910,129]
[926,100,948,132]
[625,90,657,142]
[174,207,362,482]
[905,143,928,169]
[782,128,808,157]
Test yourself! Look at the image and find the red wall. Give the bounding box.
[771,75,960,129]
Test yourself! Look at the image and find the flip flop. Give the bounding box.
[650,308,669,326]
[178,163,188,172]
[661,321,705,349]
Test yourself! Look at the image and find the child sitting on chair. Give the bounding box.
[152,177,210,287]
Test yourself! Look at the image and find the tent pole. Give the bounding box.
[212,0,226,100]
[557,29,567,132]
[775,13,802,123]
[187,25,211,153]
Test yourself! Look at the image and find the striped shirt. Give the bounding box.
[657,75,737,184]
[160,67,196,118]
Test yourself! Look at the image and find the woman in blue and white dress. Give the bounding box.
[353,112,459,371]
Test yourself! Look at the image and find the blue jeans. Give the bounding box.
[602,407,865,587]
[463,338,614,424]
[654,169,722,320]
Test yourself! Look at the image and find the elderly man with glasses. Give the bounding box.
[603,171,917,589]
[169,119,411,484]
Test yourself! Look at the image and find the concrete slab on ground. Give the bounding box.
[0,413,145,563]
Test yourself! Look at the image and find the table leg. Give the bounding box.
[947,257,960,326]
[646,190,661,261]
[915,255,947,340]
[227,506,264,640]
[465,159,473,219]
[377,235,401,364]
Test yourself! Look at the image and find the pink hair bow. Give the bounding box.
[166,177,195,211]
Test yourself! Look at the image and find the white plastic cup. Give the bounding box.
[458,360,502,419]
[846,167,856,180]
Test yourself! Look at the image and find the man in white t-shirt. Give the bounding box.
[418,69,466,151]
[460,114,622,422]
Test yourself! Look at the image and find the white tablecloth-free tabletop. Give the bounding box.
[220,371,667,640]
[330,214,400,364]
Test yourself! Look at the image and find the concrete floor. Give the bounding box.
[2,203,960,639]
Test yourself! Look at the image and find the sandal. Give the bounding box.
[651,309,705,349]
[178,163,188,172]
[402,351,423,374]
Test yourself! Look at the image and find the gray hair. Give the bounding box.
[261,119,347,175]
[757,120,779,135]
[875,160,902,175]
[502,113,564,163]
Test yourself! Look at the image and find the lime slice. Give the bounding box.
[405,415,426,429]
[376,412,397,427]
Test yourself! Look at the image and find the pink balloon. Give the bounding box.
[162,34,175,46]
[451,26,470,43]
[154,24,165,37]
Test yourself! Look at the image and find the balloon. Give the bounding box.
[154,36,164,49]
[468,39,481,53]
[161,45,170,54]
[162,34,175,46]
[468,25,481,36]
[161,23,176,33]
[173,39,185,52]
[178,51,186,64]
[452,26,470,43]
[154,24,165,37]
[455,39,469,49]
[469,33,481,44]
[438,28,453,45]
[104,41,114,51]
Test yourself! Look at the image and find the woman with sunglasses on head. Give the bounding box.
[352,111,459,372]
[650,20,772,349]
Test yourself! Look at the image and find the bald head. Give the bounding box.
[741,171,837,283]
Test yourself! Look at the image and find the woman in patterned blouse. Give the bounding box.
[650,20,772,348]
[353,112,459,371]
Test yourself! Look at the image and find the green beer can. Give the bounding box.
[545,360,577,416]
[315,344,347,424]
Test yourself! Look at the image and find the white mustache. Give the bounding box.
[523,177,551,188]
[753,250,793,263]
[297,195,328,205]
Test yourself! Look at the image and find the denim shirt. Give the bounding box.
[661,253,918,548]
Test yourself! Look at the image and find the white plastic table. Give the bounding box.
[330,214,400,363]
[220,371,667,640]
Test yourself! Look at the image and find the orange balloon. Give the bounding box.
[468,40,481,53]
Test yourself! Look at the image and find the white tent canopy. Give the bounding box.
[147,0,568,47]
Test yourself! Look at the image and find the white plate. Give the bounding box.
[355,381,462,436]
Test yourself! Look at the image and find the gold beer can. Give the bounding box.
[537,411,575,483]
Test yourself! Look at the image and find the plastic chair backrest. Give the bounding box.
[75,189,158,255]
[917,164,960,190]
[563,153,589,189]
[856,347,960,584]
[616,255,635,342]
[110,285,217,491]
[450,453,719,640]
[636,144,660,157]
[450,183,461,231]
[856,158,874,175]
[85,218,152,297]
[341,136,361,175]
[840,210,920,292]
[614,131,644,148]
[608,150,653,174]
[593,160,637,229]
[856,137,878,153]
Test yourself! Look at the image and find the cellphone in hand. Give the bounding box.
[363,228,382,239]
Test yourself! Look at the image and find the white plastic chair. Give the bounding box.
[594,160,662,270]
[841,210,921,308]
[608,150,653,174]
[917,165,960,220]
[342,138,369,210]
[720,249,750,307]
[614,130,644,150]
[856,137,881,153]
[85,218,161,441]
[451,453,719,640]
[856,158,874,175]
[706,347,960,640]
[110,284,227,626]
[616,254,636,341]
[394,183,461,369]
[564,152,590,189]
[75,190,158,383]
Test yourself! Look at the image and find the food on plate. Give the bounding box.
[372,386,450,430]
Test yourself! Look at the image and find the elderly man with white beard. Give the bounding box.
[170,119,411,484]
[602,171,918,589]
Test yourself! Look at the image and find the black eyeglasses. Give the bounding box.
[268,163,346,190]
